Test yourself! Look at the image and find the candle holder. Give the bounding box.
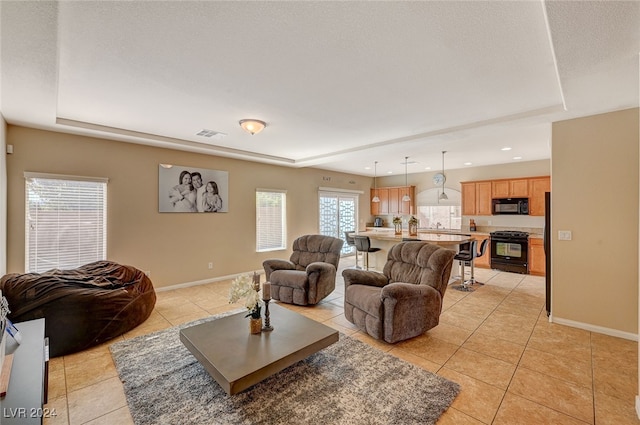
[262,299,274,332]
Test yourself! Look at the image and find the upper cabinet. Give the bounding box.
[370,186,415,215]
[461,176,550,216]
[528,177,551,216]
[461,181,492,216]
[492,178,529,198]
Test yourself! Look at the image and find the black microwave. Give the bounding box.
[492,198,529,215]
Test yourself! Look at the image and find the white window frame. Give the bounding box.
[25,172,108,273]
[256,188,287,252]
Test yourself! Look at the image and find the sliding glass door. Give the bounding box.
[318,191,358,255]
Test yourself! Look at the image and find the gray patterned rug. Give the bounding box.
[110,311,460,425]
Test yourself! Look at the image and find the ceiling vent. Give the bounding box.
[196,129,226,140]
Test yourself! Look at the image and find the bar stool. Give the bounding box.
[344,231,359,269]
[467,238,489,286]
[353,235,381,271]
[451,240,477,292]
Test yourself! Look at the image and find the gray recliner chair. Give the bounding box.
[263,234,344,305]
[342,241,455,343]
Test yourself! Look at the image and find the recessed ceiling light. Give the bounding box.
[424,166,431,170]
[501,147,512,151]
[513,156,522,160]
[364,166,371,170]
[464,162,472,166]
[387,171,393,174]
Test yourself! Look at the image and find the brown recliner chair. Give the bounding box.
[342,241,455,343]
[263,234,344,305]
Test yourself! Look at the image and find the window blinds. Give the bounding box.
[256,189,286,252]
[25,174,107,273]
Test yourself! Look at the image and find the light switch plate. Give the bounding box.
[558,230,572,241]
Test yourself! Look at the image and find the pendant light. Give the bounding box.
[402,156,411,202]
[439,151,448,200]
[372,161,380,202]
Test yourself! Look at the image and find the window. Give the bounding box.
[256,189,286,252]
[416,188,462,230]
[318,190,359,255]
[25,173,108,273]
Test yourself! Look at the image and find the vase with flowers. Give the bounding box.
[229,273,263,334]
[392,216,402,235]
[408,216,418,236]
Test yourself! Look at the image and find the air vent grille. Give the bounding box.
[196,129,226,139]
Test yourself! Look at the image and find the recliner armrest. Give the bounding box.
[342,269,388,289]
[306,262,336,275]
[381,282,437,301]
[262,259,296,280]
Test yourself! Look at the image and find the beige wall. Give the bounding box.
[5,126,373,289]
[0,115,6,275]
[552,108,639,335]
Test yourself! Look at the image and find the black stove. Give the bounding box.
[490,231,529,274]
[490,230,529,239]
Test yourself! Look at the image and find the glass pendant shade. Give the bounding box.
[439,151,447,200]
[402,156,411,202]
[372,161,380,202]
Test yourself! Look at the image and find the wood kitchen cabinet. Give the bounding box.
[492,178,529,198]
[528,177,551,216]
[370,186,414,215]
[529,237,545,276]
[461,181,492,216]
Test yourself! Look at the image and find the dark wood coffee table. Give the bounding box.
[179,303,339,395]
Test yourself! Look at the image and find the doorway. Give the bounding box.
[318,191,358,255]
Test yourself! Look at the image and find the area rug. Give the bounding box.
[110,311,460,425]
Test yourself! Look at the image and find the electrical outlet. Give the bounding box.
[208,262,213,269]
[558,230,572,241]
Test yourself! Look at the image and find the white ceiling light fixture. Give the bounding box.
[372,161,380,203]
[402,156,411,202]
[439,151,448,201]
[239,119,266,135]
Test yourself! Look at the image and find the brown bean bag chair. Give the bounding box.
[0,261,156,357]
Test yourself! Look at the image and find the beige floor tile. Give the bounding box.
[388,347,441,374]
[84,406,134,425]
[324,320,359,336]
[64,350,118,393]
[44,395,69,425]
[395,333,460,365]
[527,323,592,363]
[593,363,638,402]
[350,330,394,352]
[438,367,504,424]
[444,347,516,390]
[47,366,68,401]
[494,393,590,425]
[475,311,536,345]
[436,406,486,424]
[155,301,209,323]
[508,367,594,424]
[519,346,592,389]
[594,390,640,425]
[462,332,525,365]
[325,313,360,331]
[428,322,474,346]
[67,376,127,425]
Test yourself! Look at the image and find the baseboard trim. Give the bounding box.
[155,269,263,292]
[636,395,640,419]
[551,316,638,341]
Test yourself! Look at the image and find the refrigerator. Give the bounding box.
[544,192,551,316]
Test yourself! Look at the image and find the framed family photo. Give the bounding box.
[158,164,229,213]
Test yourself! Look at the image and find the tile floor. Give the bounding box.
[43,256,639,424]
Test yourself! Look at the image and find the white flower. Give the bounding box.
[229,274,262,317]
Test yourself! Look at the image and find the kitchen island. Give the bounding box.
[350,229,473,271]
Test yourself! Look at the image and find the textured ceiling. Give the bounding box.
[1,1,638,176]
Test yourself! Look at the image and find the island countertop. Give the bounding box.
[352,230,473,247]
